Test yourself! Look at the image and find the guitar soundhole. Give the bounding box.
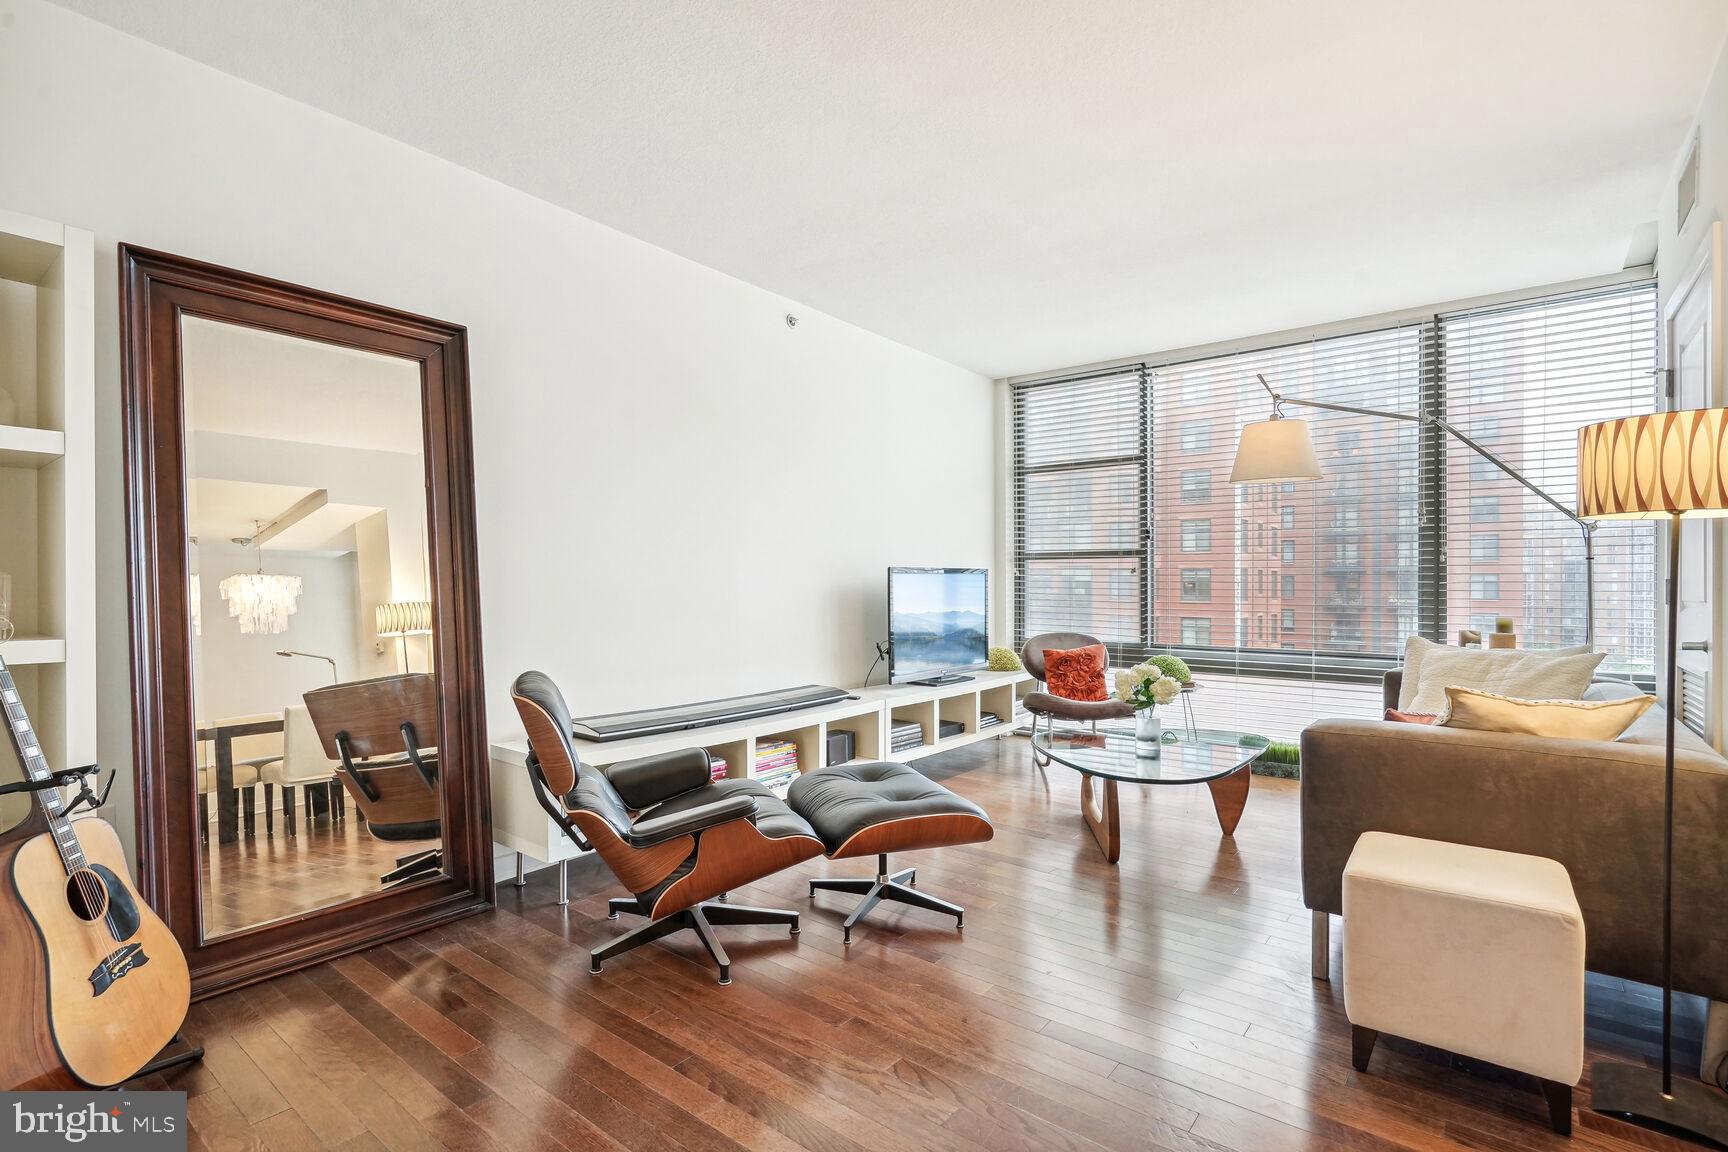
[64,870,109,921]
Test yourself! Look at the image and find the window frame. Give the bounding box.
[1010,279,1657,688]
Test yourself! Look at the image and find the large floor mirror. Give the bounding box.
[121,247,491,996]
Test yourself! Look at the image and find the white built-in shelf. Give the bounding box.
[0,425,66,469]
[488,669,1032,867]
[0,207,95,791]
[0,636,67,666]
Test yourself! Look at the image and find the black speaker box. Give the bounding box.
[826,729,857,766]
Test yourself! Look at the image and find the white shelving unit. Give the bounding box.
[0,208,95,833]
[488,669,1031,871]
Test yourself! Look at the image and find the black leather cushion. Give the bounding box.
[787,761,992,857]
[607,748,712,809]
[567,762,634,841]
[513,670,582,794]
[365,819,441,842]
[654,777,820,843]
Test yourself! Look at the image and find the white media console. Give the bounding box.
[488,668,1033,893]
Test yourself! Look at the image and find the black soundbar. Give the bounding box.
[569,684,851,742]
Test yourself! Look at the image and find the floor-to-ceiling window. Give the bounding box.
[1011,280,1659,734]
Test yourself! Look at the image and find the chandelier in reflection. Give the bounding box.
[220,522,302,635]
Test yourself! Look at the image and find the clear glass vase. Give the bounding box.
[1134,707,1161,755]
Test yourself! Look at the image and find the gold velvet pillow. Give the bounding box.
[1439,686,1655,740]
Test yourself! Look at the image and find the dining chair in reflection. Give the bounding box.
[195,734,260,848]
[194,715,283,842]
[303,674,443,885]
[259,704,346,838]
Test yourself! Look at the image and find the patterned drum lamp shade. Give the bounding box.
[1578,408,1728,520]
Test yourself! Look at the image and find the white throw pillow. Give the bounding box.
[1402,641,1604,717]
[1397,635,1594,712]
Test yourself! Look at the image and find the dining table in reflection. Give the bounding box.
[195,715,284,845]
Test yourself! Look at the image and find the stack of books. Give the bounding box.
[753,739,799,793]
[979,711,1004,732]
[890,719,924,754]
[708,755,729,783]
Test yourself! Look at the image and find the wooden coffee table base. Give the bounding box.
[1207,763,1252,836]
[1079,764,1252,863]
[1080,775,1120,863]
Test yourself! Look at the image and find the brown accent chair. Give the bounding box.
[1020,631,1134,766]
[303,674,443,886]
[511,671,825,984]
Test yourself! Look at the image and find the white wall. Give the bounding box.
[191,544,362,721]
[0,1,996,854]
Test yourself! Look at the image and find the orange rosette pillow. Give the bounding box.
[1043,643,1109,702]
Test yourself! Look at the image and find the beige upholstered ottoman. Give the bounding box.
[1343,832,1584,1135]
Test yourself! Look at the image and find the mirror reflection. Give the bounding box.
[181,317,440,940]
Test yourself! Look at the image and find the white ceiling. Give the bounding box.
[187,478,379,554]
[181,316,423,455]
[58,1,1728,378]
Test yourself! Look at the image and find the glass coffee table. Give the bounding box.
[1031,726,1270,863]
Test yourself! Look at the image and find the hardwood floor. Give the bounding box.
[139,736,1709,1151]
[201,806,441,938]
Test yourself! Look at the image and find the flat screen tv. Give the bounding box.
[888,567,989,685]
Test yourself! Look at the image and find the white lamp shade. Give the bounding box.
[1229,418,1323,483]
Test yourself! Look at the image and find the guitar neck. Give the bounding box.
[0,656,86,875]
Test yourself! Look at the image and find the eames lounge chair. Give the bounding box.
[303,674,444,886]
[511,670,826,984]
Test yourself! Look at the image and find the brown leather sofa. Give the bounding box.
[1301,672,1728,1006]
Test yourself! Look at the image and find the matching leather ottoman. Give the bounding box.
[1343,831,1584,1135]
[788,761,994,944]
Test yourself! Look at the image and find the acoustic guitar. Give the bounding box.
[0,655,190,1088]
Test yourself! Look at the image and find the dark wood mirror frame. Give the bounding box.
[119,245,493,998]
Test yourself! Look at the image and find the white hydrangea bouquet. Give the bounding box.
[1114,663,1182,711]
[1114,663,1181,750]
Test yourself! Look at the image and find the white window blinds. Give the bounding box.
[1012,368,1147,654]
[1010,280,1658,740]
[1437,283,1659,682]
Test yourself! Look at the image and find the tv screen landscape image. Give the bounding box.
[888,568,988,683]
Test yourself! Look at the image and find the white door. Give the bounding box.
[1669,222,1725,741]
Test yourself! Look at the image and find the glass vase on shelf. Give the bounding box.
[1134,707,1162,756]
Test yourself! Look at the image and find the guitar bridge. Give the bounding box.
[88,942,150,997]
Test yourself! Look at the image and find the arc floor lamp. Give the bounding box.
[1233,380,1728,1142]
[1229,373,1599,644]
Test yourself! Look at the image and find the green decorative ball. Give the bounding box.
[1147,653,1192,684]
[986,646,1023,672]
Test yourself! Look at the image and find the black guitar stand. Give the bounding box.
[126,1033,205,1083]
[0,763,115,815]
